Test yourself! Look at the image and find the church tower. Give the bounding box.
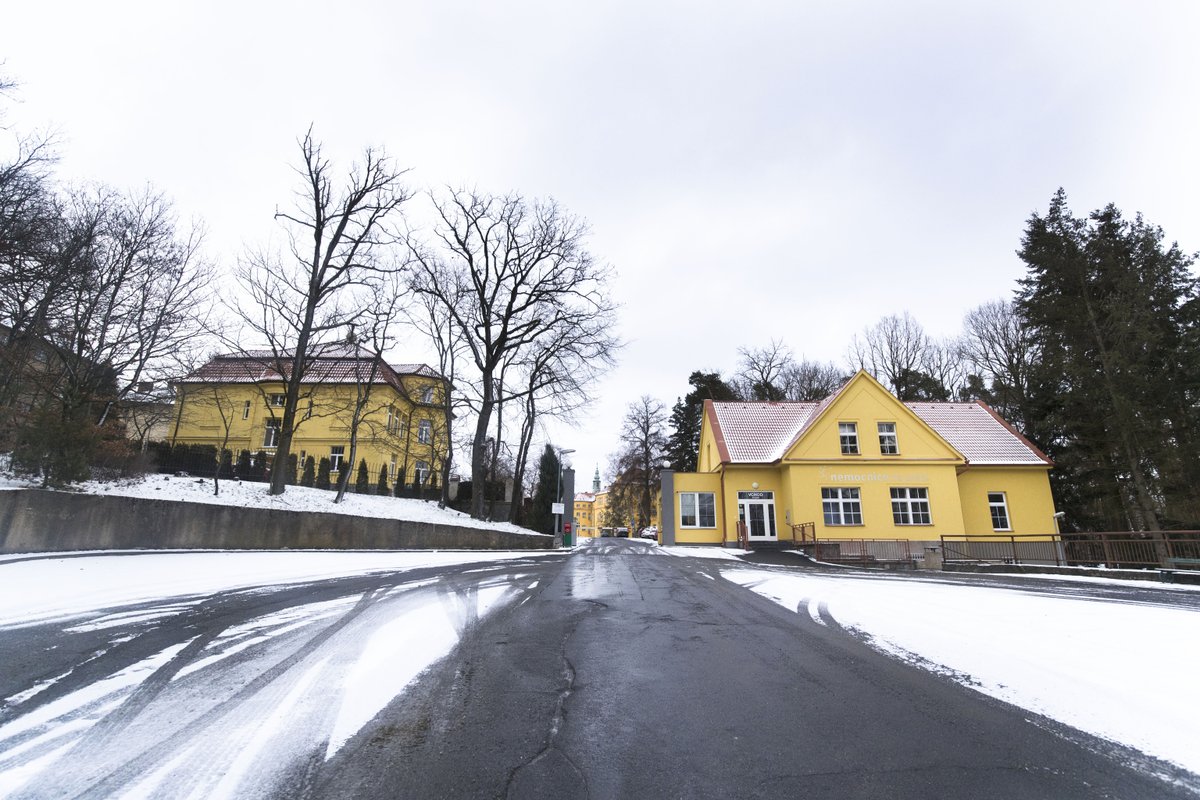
[592,466,601,493]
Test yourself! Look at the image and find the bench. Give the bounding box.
[1158,557,1200,582]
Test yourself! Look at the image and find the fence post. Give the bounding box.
[1010,535,1019,565]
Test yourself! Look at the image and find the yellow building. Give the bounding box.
[662,371,1056,547]
[574,492,598,538]
[169,345,449,488]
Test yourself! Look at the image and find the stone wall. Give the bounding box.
[0,490,551,553]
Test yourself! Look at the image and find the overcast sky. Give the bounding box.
[3,1,1199,489]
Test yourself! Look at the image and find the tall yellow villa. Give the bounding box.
[169,345,450,487]
[661,371,1056,548]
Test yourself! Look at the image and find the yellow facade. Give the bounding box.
[666,371,1056,545]
[574,493,598,538]
[170,368,448,487]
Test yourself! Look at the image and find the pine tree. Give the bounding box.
[286,454,298,485]
[377,465,389,495]
[316,457,331,490]
[1016,189,1200,530]
[528,445,560,534]
[665,371,739,472]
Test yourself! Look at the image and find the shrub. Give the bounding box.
[301,456,315,487]
[11,406,97,486]
[377,465,389,495]
[236,449,251,478]
[317,457,331,490]
[286,453,298,485]
[356,458,370,494]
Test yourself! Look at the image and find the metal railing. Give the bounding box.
[788,521,816,546]
[808,538,916,567]
[940,532,1200,571]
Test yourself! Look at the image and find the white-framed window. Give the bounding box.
[330,445,345,473]
[386,406,400,435]
[242,400,251,420]
[822,487,862,525]
[839,422,859,455]
[414,460,430,485]
[269,393,286,407]
[679,492,717,528]
[263,419,281,448]
[304,397,313,419]
[417,419,432,444]
[390,455,398,480]
[420,386,435,404]
[890,487,932,525]
[988,492,1011,531]
[878,422,898,455]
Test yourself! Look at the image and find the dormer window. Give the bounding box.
[878,422,898,455]
[420,386,435,404]
[839,422,859,455]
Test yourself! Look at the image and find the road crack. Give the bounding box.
[504,610,595,799]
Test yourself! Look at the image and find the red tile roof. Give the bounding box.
[177,344,442,395]
[708,393,1049,467]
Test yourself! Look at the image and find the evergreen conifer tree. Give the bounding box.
[1016,189,1200,530]
[528,445,560,534]
[301,456,316,487]
[665,371,739,472]
[356,458,370,494]
[377,465,389,495]
[316,457,332,490]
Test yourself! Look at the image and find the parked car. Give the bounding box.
[639,526,658,541]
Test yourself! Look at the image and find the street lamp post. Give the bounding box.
[554,447,575,548]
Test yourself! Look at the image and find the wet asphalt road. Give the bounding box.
[318,540,1196,800]
[1,541,1196,799]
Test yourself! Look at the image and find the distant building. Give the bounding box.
[661,370,1055,547]
[169,344,450,488]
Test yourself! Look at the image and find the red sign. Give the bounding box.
[563,523,572,532]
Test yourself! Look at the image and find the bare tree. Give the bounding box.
[332,272,408,503]
[779,358,846,401]
[735,339,793,401]
[847,312,938,400]
[507,305,615,523]
[406,290,469,506]
[52,186,215,425]
[923,337,968,401]
[960,299,1036,428]
[611,395,669,531]
[231,129,411,496]
[407,189,619,519]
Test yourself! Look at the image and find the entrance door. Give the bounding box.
[737,491,777,541]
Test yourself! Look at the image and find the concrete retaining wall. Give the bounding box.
[0,490,551,553]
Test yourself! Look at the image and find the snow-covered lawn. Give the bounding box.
[0,550,556,628]
[723,567,1200,777]
[0,471,541,536]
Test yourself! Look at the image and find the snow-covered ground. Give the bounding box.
[0,471,542,536]
[0,550,556,629]
[722,566,1200,777]
[0,550,552,798]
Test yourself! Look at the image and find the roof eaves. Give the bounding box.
[703,400,732,465]
[975,400,1054,467]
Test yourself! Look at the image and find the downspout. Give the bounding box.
[719,466,728,547]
